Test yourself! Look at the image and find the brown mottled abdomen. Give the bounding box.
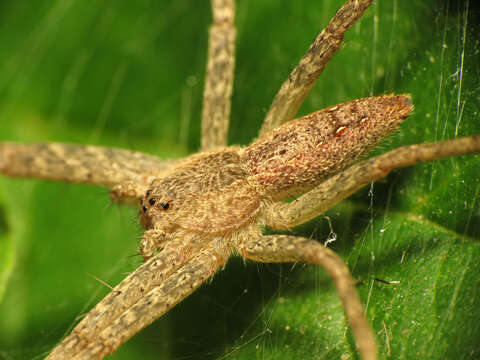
[242,95,412,199]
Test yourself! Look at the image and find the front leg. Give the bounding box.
[47,235,228,360]
[0,142,173,187]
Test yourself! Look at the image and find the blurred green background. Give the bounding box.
[0,0,480,359]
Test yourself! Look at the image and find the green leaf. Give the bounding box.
[0,191,15,303]
[0,1,479,360]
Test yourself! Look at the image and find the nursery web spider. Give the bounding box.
[1,0,479,359]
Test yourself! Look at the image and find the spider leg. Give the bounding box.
[47,237,192,359]
[266,135,480,229]
[238,234,376,360]
[259,0,372,136]
[47,237,232,360]
[201,0,236,151]
[0,142,173,188]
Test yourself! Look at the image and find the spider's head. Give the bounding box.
[139,187,175,230]
[138,149,263,235]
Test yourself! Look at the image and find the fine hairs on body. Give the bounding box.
[0,1,480,360]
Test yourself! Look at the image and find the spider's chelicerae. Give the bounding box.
[1,1,480,359]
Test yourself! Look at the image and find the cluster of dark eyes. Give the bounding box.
[142,190,171,212]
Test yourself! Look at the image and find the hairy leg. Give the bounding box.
[259,0,373,136]
[0,142,172,187]
[47,237,232,360]
[238,234,376,360]
[201,0,236,150]
[267,136,480,229]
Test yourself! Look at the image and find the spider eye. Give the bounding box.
[149,198,156,206]
[146,190,152,196]
[159,201,170,210]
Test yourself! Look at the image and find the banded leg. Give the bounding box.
[267,136,480,229]
[47,237,232,360]
[201,0,236,150]
[0,142,173,187]
[238,235,376,360]
[260,0,373,136]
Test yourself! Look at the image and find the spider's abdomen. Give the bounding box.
[242,94,412,199]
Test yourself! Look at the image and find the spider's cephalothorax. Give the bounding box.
[138,149,263,259]
[141,150,259,234]
[1,0,479,359]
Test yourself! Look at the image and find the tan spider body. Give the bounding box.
[137,94,411,260]
[1,1,480,359]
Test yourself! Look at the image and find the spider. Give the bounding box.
[1,0,480,359]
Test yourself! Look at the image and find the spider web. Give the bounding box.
[0,1,479,359]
